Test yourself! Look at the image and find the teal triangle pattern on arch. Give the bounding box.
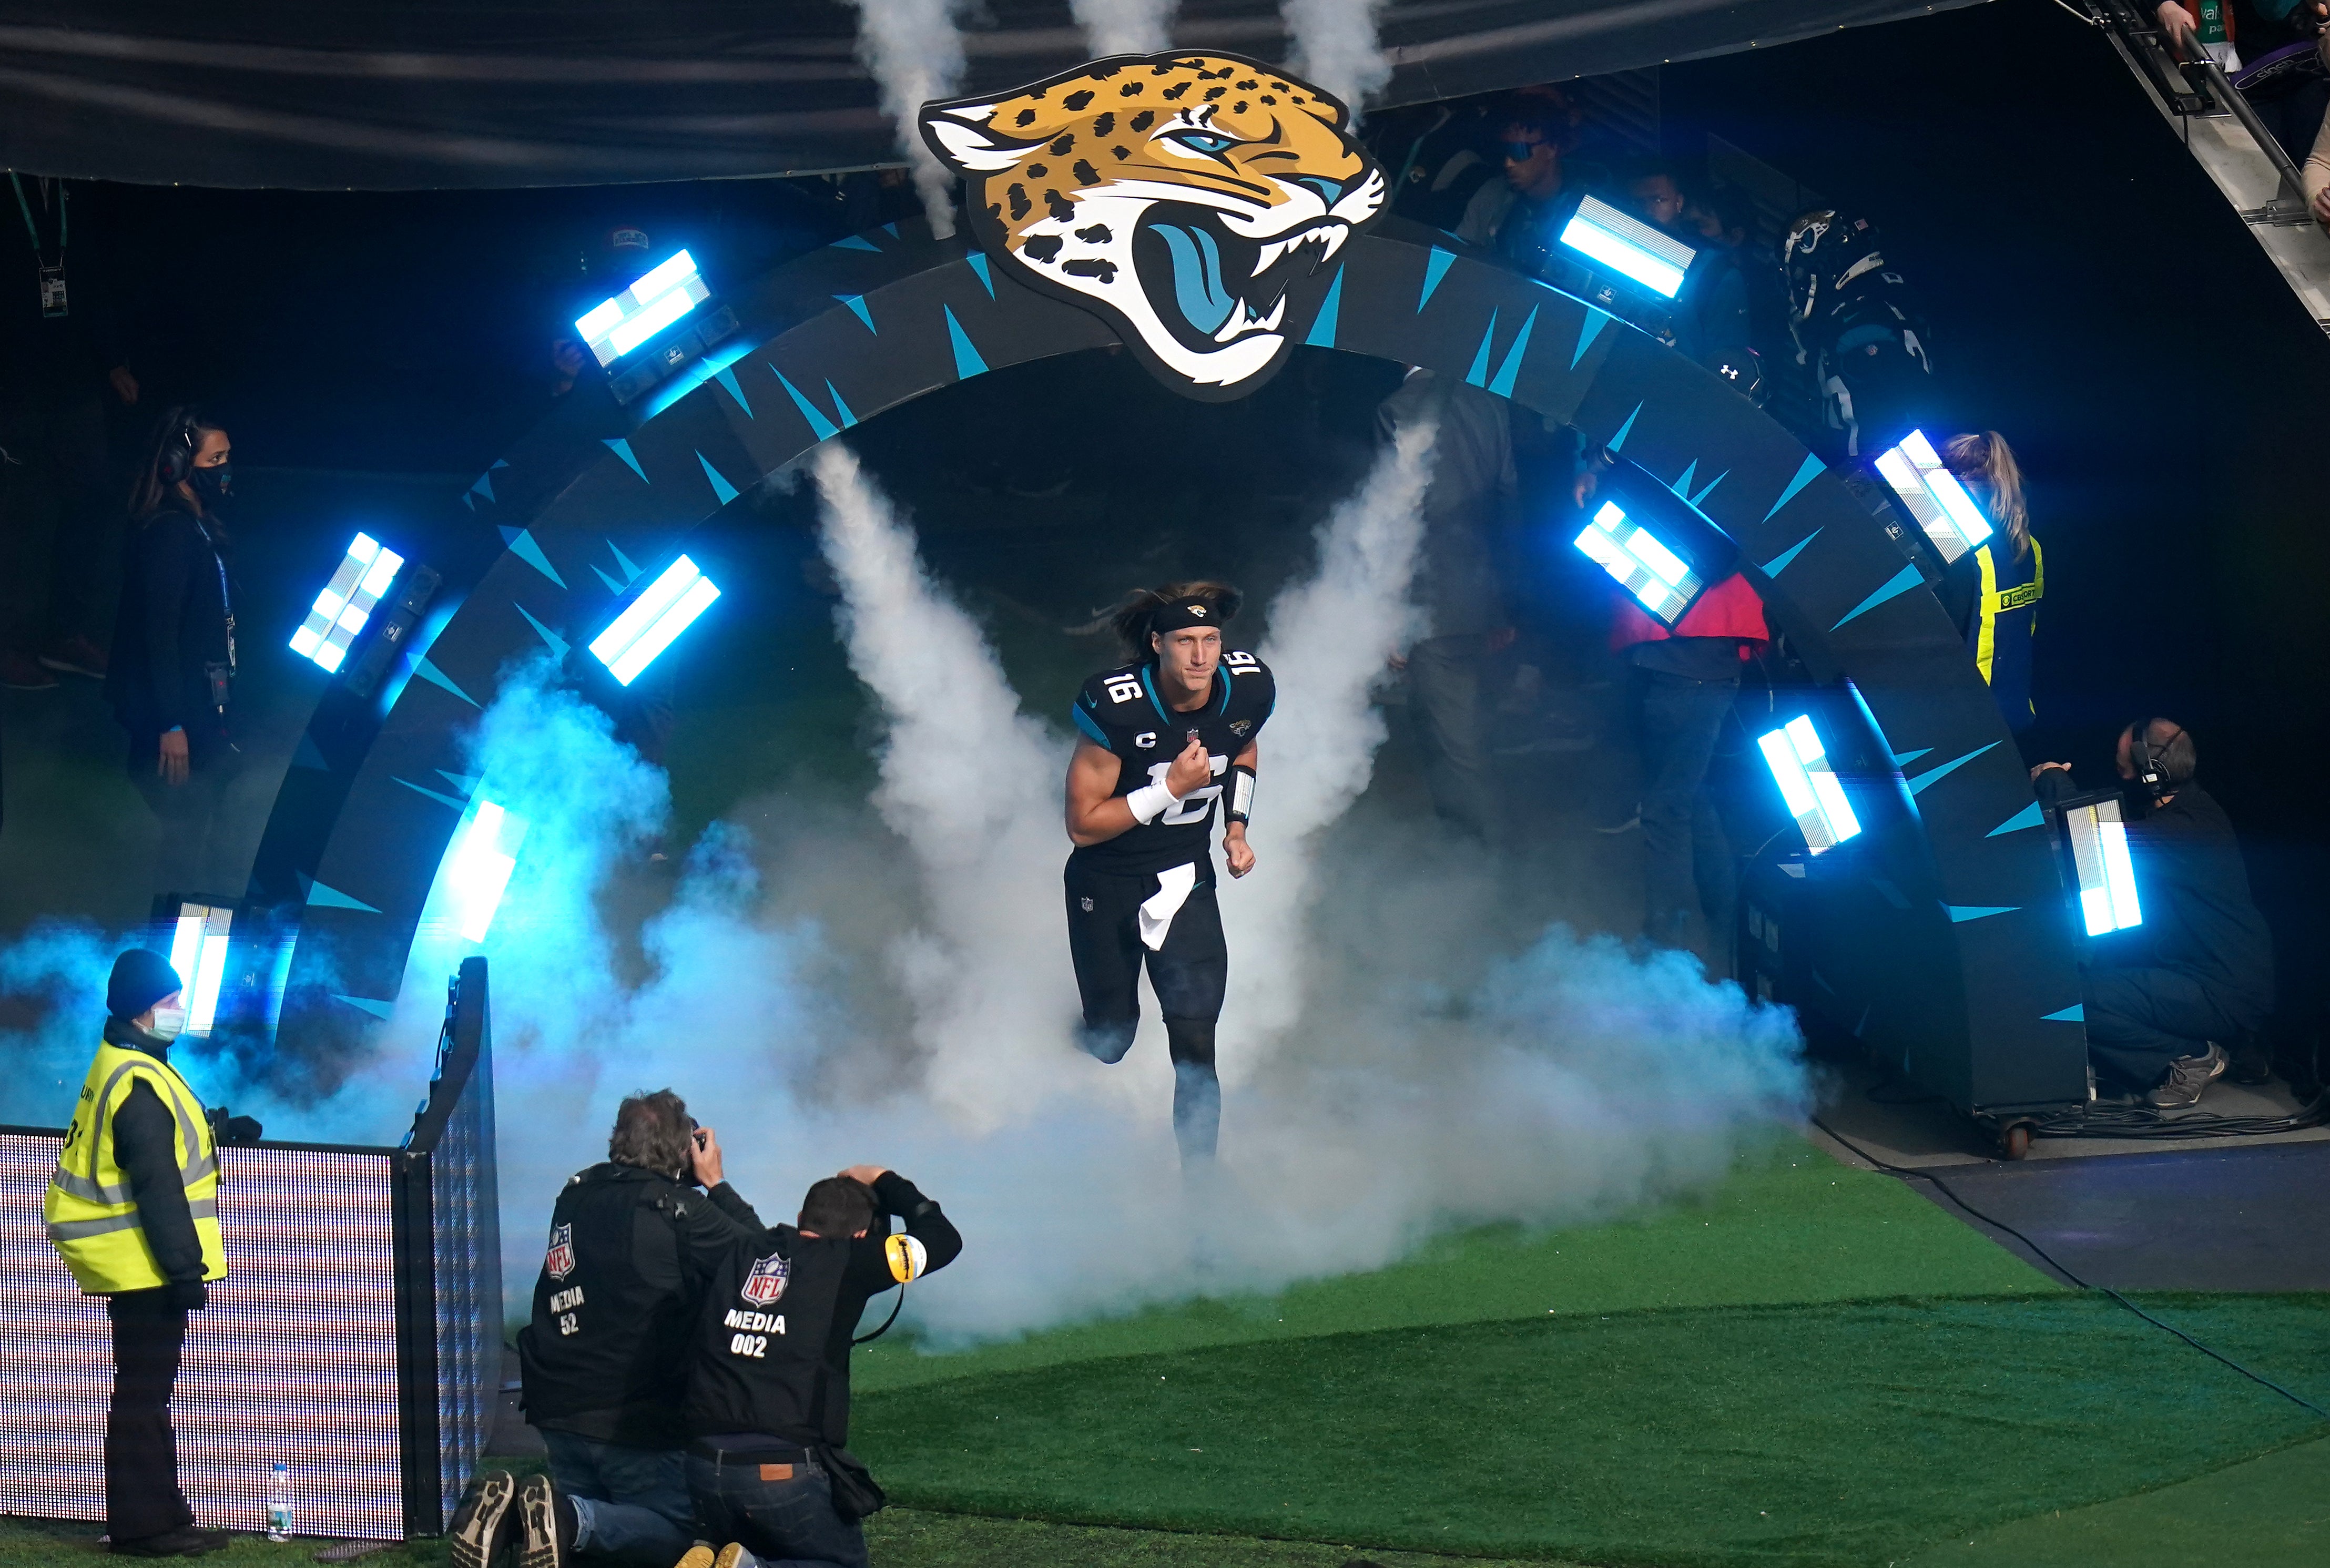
[516,603,569,661]
[1764,453,1825,521]
[608,542,641,583]
[1760,528,1820,577]
[469,470,495,503]
[774,370,839,442]
[1417,247,1456,311]
[835,293,877,331]
[602,437,647,482]
[696,452,741,507]
[1945,904,2019,923]
[394,776,467,812]
[1891,747,1931,766]
[333,994,395,1021]
[713,366,753,419]
[497,526,567,588]
[1690,470,1727,508]
[437,769,479,794]
[825,381,859,429]
[307,880,380,913]
[1304,266,1345,348]
[410,656,479,707]
[593,563,624,594]
[966,253,993,298]
[1670,460,1698,498]
[881,222,898,237]
[1570,308,1611,368]
[1831,562,1922,630]
[2042,1002,2085,1023]
[829,233,881,252]
[943,304,989,379]
[1463,308,1499,386]
[1905,741,1998,796]
[1988,800,2047,837]
[1607,401,1642,451]
[1487,306,1537,398]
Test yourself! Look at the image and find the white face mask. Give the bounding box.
[147,1006,189,1042]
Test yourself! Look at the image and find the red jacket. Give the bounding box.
[1610,572,1768,653]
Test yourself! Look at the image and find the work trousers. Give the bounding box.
[129,730,243,902]
[105,1289,195,1544]
[2084,966,2244,1092]
[1406,633,1496,840]
[1634,669,1737,966]
[541,1430,696,1566]
[686,1450,866,1568]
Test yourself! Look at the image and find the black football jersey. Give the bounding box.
[1069,653,1275,875]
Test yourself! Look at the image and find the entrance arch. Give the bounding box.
[249,215,2085,1117]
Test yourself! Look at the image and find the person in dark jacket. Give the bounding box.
[43,950,231,1558]
[678,1167,962,1568]
[459,1092,764,1568]
[2034,719,2275,1106]
[106,408,238,899]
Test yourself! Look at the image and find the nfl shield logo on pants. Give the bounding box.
[545,1223,576,1281]
[740,1254,790,1307]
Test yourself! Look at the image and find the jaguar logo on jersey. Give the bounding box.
[740,1254,790,1307]
[545,1224,576,1281]
[1230,719,1251,736]
[919,52,1387,401]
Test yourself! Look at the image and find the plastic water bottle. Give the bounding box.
[265,1462,293,1542]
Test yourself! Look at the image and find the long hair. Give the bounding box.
[1096,581,1246,661]
[128,405,228,526]
[1940,431,2029,562]
[608,1088,693,1178]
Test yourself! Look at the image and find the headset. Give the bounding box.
[2130,717,2187,802]
[156,408,202,486]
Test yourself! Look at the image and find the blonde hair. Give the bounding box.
[1940,432,2030,561]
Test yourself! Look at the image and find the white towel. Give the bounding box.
[1138,862,1198,951]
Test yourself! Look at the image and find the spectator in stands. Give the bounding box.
[1454,104,1586,275]
[2308,36,2330,228]
[2155,1,2329,161]
[106,409,239,901]
[1934,433,2044,741]
[2,175,141,691]
[1622,160,1690,231]
[2033,720,2275,1107]
[1618,167,1753,369]
[1684,185,1791,366]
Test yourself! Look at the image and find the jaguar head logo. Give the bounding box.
[919,52,1387,400]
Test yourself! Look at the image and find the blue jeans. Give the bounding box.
[541,1430,696,1566]
[686,1450,867,1568]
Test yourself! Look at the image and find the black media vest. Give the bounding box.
[684,1226,877,1449]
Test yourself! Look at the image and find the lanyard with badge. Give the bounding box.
[196,516,238,718]
[10,174,69,318]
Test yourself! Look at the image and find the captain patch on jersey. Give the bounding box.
[1070,651,1275,874]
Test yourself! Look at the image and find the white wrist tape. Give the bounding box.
[1125,779,1181,824]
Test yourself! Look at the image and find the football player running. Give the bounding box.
[1064,582,1275,1166]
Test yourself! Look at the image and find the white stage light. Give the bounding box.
[1559,196,1696,299]
[1874,430,1993,563]
[443,800,528,943]
[577,250,710,367]
[588,555,721,686]
[1758,716,1861,853]
[165,903,234,1035]
[2062,796,2143,935]
[1574,501,1704,625]
[291,533,404,674]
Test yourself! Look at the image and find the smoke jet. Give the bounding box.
[848,0,970,239]
[1279,0,1393,120]
[1071,0,1181,56]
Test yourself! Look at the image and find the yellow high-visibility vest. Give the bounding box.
[1971,536,2044,689]
[44,1040,227,1294]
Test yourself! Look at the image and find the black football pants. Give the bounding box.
[1065,859,1226,1162]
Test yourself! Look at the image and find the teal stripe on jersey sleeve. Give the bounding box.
[1072,703,1110,745]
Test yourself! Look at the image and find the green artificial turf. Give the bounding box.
[854,1293,2330,1568]
[856,1142,2056,1396]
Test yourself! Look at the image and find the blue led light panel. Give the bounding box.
[589,555,721,686]
[1874,430,1993,563]
[2064,797,2142,935]
[1757,716,1861,853]
[290,534,403,674]
[1574,501,1704,625]
[575,251,710,366]
[1559,195,1697,299]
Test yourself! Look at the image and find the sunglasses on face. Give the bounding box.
[1503,140,1546,162]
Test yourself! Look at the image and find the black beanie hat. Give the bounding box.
[107,949,185,1021]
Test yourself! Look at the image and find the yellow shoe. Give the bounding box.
[713,1546,757,1568]
[671,1547,715,1568]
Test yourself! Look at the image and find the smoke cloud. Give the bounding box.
[0,432,1809,1350]
[1280,0,1393,119]
[848,0,970,239]
[1071,0,1180,57]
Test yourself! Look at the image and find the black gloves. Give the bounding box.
[162,1279,209,1312]
[207,1106,263,1146]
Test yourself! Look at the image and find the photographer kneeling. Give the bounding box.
[460,1092,766,1568]
[679,1166,961,1568]
[2034,719,2274,1108]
